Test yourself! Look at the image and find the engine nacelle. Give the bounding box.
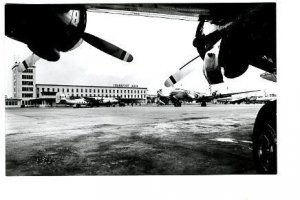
[202,39,223,85]
[5,5,87,61]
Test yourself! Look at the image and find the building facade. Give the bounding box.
[12,62,36,106]
[36,83,148,106]
[9,62,148,107]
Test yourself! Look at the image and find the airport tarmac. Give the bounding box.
[6,104,263,175]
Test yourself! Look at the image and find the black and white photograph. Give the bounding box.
[1,0,299,199]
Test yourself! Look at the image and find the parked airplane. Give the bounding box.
[216,96,249,104]
[157,88,260,107]
[253,95,277,104]
[85,96,125,107]
[56,93,89,108]
[157,88,195,107]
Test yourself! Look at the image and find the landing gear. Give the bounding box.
[252,101,277,174]
[201,102,207,107]
[174,102,182,107]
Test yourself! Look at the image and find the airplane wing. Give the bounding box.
[88,4,257,22]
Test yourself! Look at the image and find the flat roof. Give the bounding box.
[12,64,36,70]
[36,83,147,90]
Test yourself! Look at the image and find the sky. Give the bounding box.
[4,10,276,97]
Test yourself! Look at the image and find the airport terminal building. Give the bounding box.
[7,62,148,107]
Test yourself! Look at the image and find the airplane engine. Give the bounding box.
[194,4,275,82]
[5,5,87,61]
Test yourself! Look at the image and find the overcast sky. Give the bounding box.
[4,11,276,97]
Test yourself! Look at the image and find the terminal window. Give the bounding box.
[22,81,33,85]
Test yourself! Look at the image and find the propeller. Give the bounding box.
[164,55,200,87]
[82,32,133,62]
[164,39,224,87]
[17,54,40,72]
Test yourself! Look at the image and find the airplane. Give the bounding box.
[157,88,260,107]
[5,3,276,173]
[157,88,196,107]
[84,96,125,107]
[55,93,89,108]
[216,96,249,104]
[252,95,277,104]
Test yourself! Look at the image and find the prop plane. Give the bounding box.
[157,88,260,107]
[56,93,89,108]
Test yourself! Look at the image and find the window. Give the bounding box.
[23,68,33,73]
[109,90,111,93]
[76,89,78,92]
[62,88,64,92]
[67,88,69,92]
[52,88,55,92]
[22,81,33,85]
[85,89,87,92]
[94,89,96,93]
[22,93,33,98]
[81,89,83,92]
[22,75,33,79]
[105,89,107,93]
[57,88,60,92]
[102,89,104,93]
[113,90,115,93]
[90,89,92,92]
[22,87,33,91]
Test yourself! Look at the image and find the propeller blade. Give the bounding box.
[82,32,133,62]
[17,54,40,72]
[164,55,200,87]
